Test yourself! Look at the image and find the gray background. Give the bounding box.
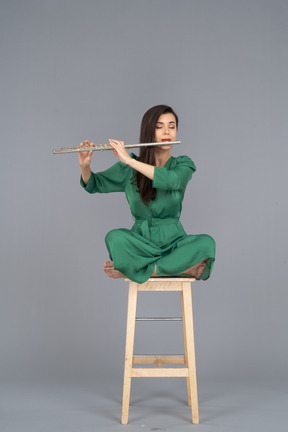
[1,0,287,431]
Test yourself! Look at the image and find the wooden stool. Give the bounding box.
[121,277,199,424]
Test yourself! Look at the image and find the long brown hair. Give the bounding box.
[133,105,179,205]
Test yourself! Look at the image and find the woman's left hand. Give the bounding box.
[109,139,131,165]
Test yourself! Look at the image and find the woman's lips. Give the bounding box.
[161,139,171,142]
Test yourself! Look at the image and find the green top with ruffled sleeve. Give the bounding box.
[80,153,196,221]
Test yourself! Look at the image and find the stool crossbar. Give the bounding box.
[121,278,199,424]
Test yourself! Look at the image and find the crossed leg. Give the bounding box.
[151,259,207,278]
[103,259,208,279]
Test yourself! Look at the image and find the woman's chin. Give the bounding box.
[156,144,173,150]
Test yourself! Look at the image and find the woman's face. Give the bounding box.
[154,113,177,149]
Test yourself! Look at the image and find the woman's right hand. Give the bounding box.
[78,140,93,168]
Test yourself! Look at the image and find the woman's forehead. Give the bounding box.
[157,113,176,123]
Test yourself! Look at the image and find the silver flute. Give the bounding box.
[53,140,181,154]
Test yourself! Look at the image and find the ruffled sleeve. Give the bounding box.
[152,155,196,191]
[80,153,136,194]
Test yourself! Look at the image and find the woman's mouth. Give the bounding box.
[161,139,171,142]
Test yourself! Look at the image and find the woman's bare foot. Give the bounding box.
[151,265,158,277]
[103,261,125,279]
[182,260,208,278]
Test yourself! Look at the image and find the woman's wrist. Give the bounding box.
[128,158,155,180]
[81,166,92,184]
[126,156,136,168]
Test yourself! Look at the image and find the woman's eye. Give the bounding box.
[156,126,162,129]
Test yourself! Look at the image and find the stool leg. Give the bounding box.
[121,282,138,424]
[181,291,191,406]
[182,282,199,424]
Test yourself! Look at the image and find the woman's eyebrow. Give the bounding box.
[156,121,176,124]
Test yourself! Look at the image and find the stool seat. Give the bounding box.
[121,277,199,424]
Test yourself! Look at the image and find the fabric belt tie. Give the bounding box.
[134,217,179,240]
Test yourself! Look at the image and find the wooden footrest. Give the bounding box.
[131,368,189,377]
[133,355,185,364]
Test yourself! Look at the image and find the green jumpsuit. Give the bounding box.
[81,154,216,284]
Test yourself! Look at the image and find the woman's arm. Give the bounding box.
[78,141,93,185]
[79,140,132,194]
[109,139,155,180]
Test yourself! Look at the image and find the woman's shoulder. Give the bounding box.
[170,155,196,171]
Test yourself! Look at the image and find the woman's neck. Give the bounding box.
[154,149,171,167]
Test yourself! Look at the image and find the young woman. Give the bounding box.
[79,105,215,284]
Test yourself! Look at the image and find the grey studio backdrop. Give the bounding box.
[1,0,287,428]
